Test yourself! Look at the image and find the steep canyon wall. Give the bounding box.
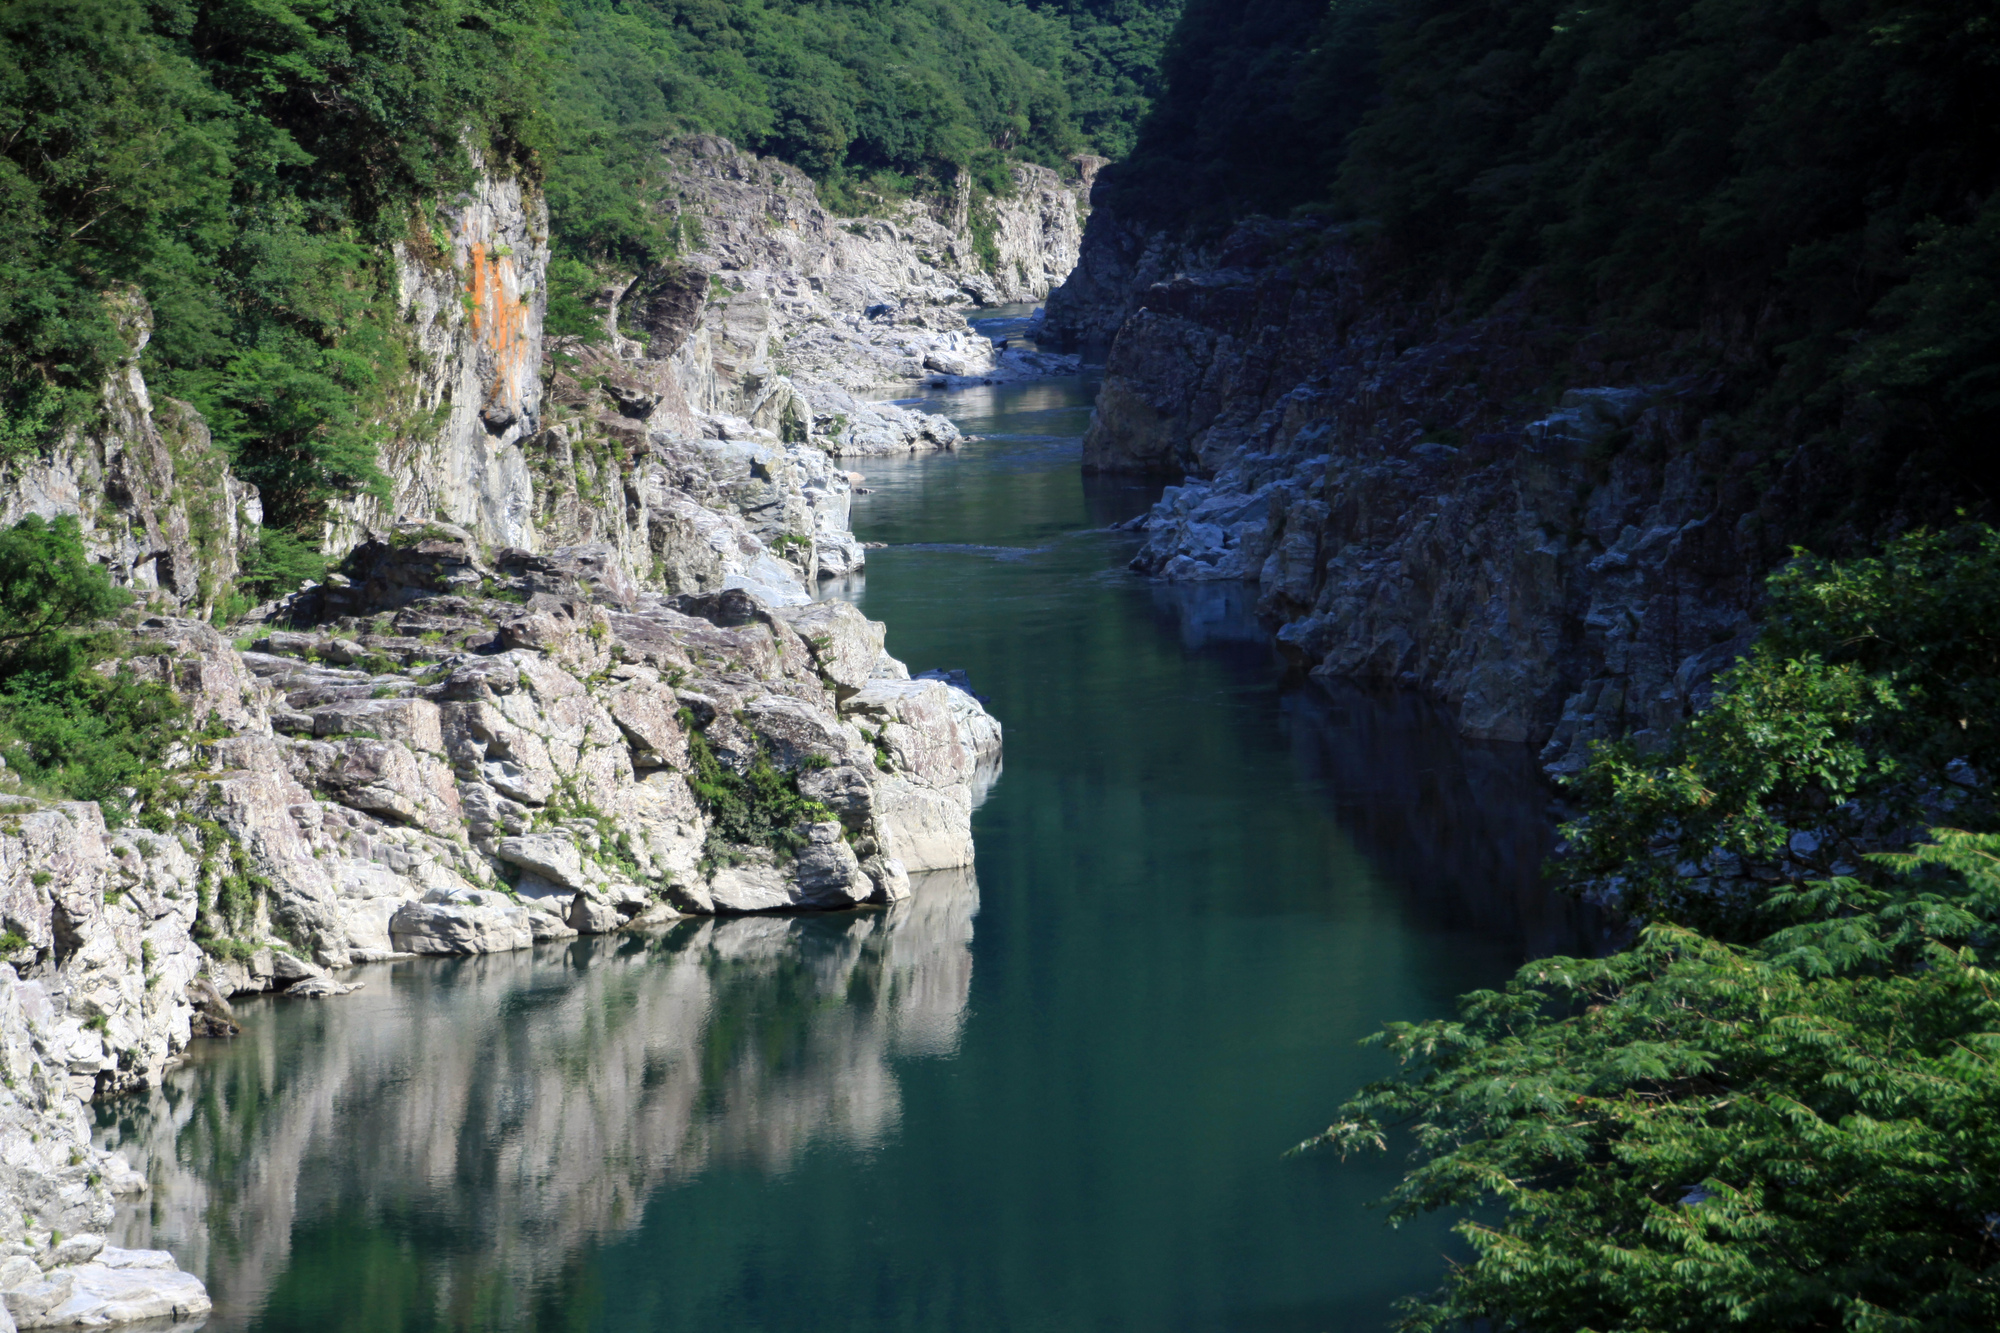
[1047,211,1865,771]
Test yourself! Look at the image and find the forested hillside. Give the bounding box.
[1109,0,2000,509]
[0,0,548,528]
[1,0,1178,531]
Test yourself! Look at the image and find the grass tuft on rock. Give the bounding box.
[685,728,832,870]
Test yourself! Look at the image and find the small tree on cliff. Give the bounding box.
[0,515,182,813]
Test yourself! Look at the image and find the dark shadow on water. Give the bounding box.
[1285,681,1609,961]
[1141,578,1608,964]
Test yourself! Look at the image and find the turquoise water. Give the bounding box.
[96,356,1592,1332]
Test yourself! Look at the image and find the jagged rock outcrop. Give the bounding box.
[0,802,212,1325]
[0,291,258,615]
[664,133,1085,321]
[523,420,869,596]
[438,135,1094,623]
[586,137,1086,461]
[175,517,998,971]
[320,155,553,556]
[1055,216,1783,768]
[1040,202,1209,351]
[0,470,994,1321]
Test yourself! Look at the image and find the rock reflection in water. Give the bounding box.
[1145,579,1605,963]
[93,868,977,1328]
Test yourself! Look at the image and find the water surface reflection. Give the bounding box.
[97,870,977,1329]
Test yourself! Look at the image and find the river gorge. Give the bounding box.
[90,331,1597,1332]
[7,4,1993,1327]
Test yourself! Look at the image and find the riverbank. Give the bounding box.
[1044,216,1767,774]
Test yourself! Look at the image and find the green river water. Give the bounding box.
[96,316,1595,1332]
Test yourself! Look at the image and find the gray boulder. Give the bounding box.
[2,1245,210,1328]
[566,896,624,935]
[389,889,533,955]
[496,834,591,893]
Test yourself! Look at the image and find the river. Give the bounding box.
[96,316,1595,1332]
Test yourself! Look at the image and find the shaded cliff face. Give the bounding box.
[1040,199,1208,351]
[1054,217,1809,767]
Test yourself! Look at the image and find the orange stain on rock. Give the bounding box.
[467,240,533,420]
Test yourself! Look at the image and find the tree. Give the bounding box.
[1308,527,2000,1331]
[1561,526,2000,938]
[0,516,181,812]
[0,514,131,651]
[1308,832,2000,1332]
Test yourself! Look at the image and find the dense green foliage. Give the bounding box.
[0,516,184,811]
[1116,0,2000,499]
[1109,0,1387,224]
[684,724,835,867]
[1312,527,2000,1330]
[544,0,1180,267]
[1315,835,2000,1332]
[1023,0,1183,161]
[3,0,1178,527]
[234,529,328,602]
[1564,525,2000,938]
[1,0,547,528]
[0,514,131,647]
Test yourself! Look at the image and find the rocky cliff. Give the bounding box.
[0,509,997,1323]
[0,131,1093,1325]
[0,292,257,620]
[581,136,1089,465]
[1051,213,1798,770]
[332,159,553,554]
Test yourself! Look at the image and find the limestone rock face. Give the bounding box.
[560,136,1089,464]
[777,602,887,702]
[0,137,1013,1329]
[0,291,258,616]
[0,807,209,1314]
[663,133,1084,317]
[332,157,551,554]
[0,803,202,1100]
[55,509,998,991]
[449,134,1092,612]
[1052,215,1775,767]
